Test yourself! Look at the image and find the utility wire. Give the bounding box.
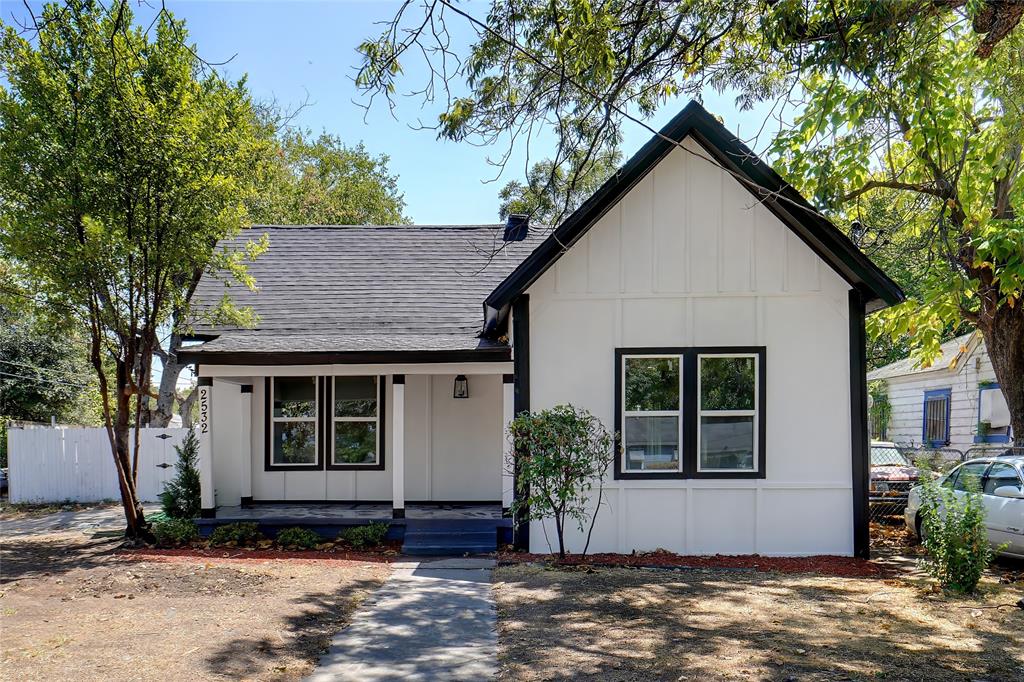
[0,370,91,389]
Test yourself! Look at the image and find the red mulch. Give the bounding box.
[497,550,884,577]
[121,544,401,566]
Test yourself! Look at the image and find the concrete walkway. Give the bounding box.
[308,558,497,681]
[0,504,161,537]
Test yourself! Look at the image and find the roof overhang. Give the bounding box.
[485,100,905,314]
[177,347,512,366]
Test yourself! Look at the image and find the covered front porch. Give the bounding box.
[194,362,517,526]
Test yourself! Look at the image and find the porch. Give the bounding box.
[194,503,514,554]
[193,363,519,553]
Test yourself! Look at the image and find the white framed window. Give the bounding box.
[332,376,381,466]
[621,355,682,473]
[269,376,318,467]
[697,353,758,473]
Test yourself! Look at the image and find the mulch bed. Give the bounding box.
[497,549,884,577]
[122,543,401,565]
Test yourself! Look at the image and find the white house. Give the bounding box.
[181,101,904,558]
[868,331,1014,452]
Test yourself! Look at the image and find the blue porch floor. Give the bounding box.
[194,503,513,553]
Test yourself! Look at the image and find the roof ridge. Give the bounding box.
[244,224,511,230]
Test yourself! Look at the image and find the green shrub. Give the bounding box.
[918,470,1001,593]
[160,430,201,519]
[275,526,321,550]
[152,518,198,546]
[208,522,263,547]
[338,522,389,549]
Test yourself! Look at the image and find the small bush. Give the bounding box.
[160,430,201,519]
[918,471,1001,593]
[275,526,321,550]
[152,518,198,547]
[338,522,389,549]
[208,522,263,547]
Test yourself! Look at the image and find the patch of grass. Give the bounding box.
[338,522,389,549]
[208,522,263,547]
[275,527,321,550]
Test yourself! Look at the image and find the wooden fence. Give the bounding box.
[7,426,189,503]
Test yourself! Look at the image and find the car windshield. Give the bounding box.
[870,446,910,467]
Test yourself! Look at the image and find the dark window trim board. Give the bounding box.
[512,294,530,551]
[264,376,325,472]
[325,375,388,471]
[849,290,870,559]
[613,346,767,481]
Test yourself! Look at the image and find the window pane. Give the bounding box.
[924,396,948,443]
[700,415,755,470]
[983,463,1022,494]
[952,462,988,492]
[700,356,755,411]
[335,376,377,417]
[334,422,378,465]
[624,415,679,471]
[272,422,316,464]
[273,377,316,418]
[624,357,679,411]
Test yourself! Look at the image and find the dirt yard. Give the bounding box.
[0,531,391,681]
[494,563,1024,681]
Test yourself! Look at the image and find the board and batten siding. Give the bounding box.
[209,373,504,505]
[882,343,1000,453]
[523,138,856,556]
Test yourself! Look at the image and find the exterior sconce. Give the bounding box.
[453,375,469,399]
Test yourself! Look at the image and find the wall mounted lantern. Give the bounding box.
[453,375,469,399]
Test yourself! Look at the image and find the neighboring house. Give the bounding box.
[868,332,1014,452]
[180,101,904,558]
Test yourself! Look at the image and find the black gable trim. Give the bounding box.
[485,100,904,313]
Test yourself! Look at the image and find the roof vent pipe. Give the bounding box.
[503,214,529,242]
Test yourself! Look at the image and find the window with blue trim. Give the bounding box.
[976,382,1012,443]
[922,388,951,447]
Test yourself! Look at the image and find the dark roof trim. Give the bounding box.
[176,347,511,366]
[485,100,905,314]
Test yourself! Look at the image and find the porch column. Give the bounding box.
[239,385,253,506]
[197,378,215,518]
[502,374,515,512]
[391,375,405,518]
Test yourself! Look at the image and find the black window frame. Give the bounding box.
[614,347,767,480]
[264,375,387,472]
[326,375,387,471]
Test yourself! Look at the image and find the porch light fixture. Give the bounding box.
[453,375,469,399]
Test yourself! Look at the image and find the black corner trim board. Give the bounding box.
[240,496,253,507]
[264,375,390,473]
[197,377,213,387]
[613,347,767,481]
[392,374,405,385]
[392,508,405,519]
[200,508,216,519]
[240,384,253,394]
[484,101,904,315]
[849,290,871,559]
[512,295,531,551]
[503,373,514,384]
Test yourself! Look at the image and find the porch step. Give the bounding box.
[401,522,497,556]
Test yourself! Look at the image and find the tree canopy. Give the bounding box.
[250,130,408,225]
[0,0,270,536]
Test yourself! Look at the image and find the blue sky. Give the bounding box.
[10,0,780,225]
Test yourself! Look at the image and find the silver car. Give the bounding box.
[904,455,1024,559]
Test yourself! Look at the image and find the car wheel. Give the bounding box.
[915,515,927,545]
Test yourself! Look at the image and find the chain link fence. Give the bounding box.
[869,444,964,524]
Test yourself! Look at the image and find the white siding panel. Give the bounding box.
[212,380,243,506]
[588,207,621,294]
[653,148,688,292]
[524,135,856,556]
[429,373,503,501]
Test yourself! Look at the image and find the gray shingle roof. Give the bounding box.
[186,225,544,358]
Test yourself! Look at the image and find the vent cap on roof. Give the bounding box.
[503,214,529,242]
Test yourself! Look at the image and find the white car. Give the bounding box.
[905,455,1024,559]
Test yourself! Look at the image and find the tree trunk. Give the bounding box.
[178,387,197,429]
[981,304,1024,443]
[145,331,184,428]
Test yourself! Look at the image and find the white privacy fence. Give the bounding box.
[7,427,189,503]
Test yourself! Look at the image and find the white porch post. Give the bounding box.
[239,385,253,506]
[197,378,215,517]
[391,375,405,518]
[502,373,515,512]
